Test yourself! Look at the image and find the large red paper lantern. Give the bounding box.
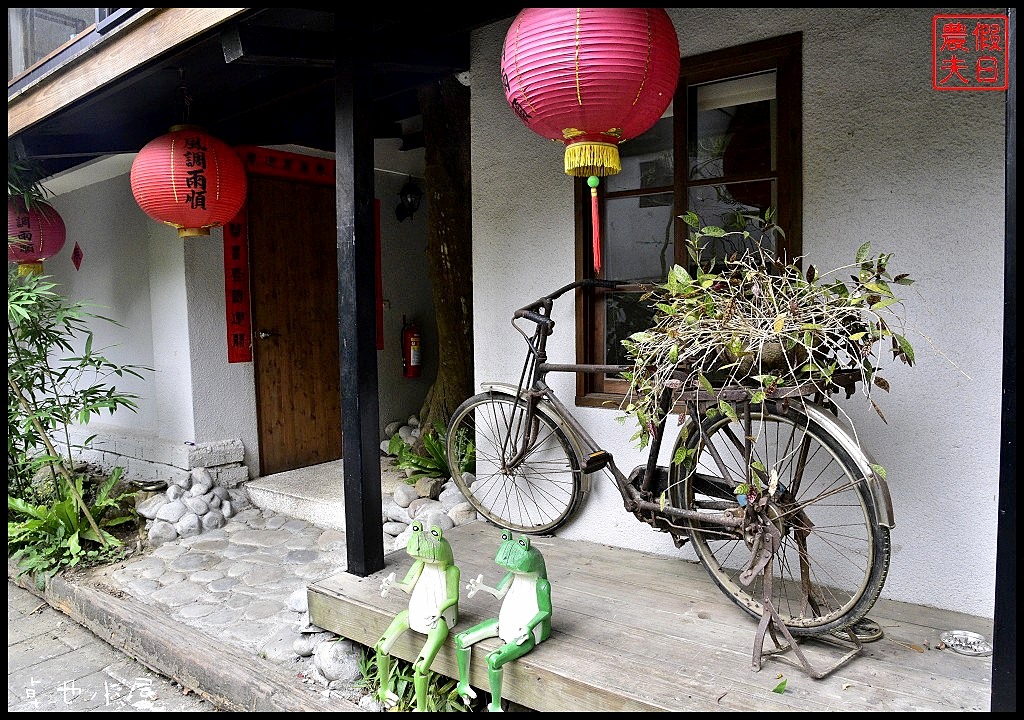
[7,196,67,275]
[501,8,679,271]
[501,8,680,179]
[130,125,247,238]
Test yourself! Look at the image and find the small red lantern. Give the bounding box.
[7,196,67,275]
[130,125,247,238]
[501,8,680,271]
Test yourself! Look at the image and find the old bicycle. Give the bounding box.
[445,277,894,674]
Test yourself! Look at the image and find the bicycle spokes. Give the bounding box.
[678,406,887,636]
[449,393,583,534]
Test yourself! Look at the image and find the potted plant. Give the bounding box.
[619,209,917,447]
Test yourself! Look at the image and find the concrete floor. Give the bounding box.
[245,457,407,532]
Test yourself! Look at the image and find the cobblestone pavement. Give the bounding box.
[8,579,219,712]
[8,504,380,712]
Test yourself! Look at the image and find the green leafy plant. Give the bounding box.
[391,422,475,485]
[8,156,53,212]
[8,467,137,587]
[8,264,148,581]
[620,210,917,449]
[356,646,483,712]
[8,268,147,492]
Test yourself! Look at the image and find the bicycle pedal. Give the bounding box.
[582,450,611,473]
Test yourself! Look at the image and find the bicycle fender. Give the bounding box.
[478,382,591,493]
[801,404,895,529]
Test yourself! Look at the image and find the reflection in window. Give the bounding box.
[8,8,96,81]
[687,72,777,248]
[605,292,656,368]
[603,193,675,283]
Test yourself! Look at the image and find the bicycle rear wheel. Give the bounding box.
[672,402,890,636]
[446,391,583,534]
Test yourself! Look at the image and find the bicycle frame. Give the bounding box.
[503,277,894,540]
[504,278,746,538]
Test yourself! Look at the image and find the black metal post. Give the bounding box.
[991,7,1016,712]
[335,32,384,577]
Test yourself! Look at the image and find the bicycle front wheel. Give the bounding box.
[446,391,583,534]
[672,402,890,636]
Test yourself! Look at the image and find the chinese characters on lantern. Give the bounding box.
[932,14,1009,91]
[183,134,209,210]
[12,210,34,254]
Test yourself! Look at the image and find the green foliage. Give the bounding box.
[392,422,475,485]
[7,155,53,212]
[8,252,148,582]
[356,646,484,712]
[8,267,147,496]
[8,467,137,586]
[620,210,917,444]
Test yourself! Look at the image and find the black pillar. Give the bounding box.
[335,33,384,577]
[991,7,1016,712]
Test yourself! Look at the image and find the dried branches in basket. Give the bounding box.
[619,210,916,449]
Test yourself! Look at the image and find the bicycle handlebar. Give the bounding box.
[513,278,631,323]
[546,277,630,301]
[513,309,553,327]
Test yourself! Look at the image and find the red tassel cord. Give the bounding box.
[588,176,601,274]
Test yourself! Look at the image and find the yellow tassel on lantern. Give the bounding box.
[17,262,44,276]
[564,142,622,178]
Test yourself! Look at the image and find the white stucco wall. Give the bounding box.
[376,167,438,434]
[183,230,259,471]
[469,8,1005,618]
[45,174,158,431]
[42,172,203,481]
[146,223,196,441]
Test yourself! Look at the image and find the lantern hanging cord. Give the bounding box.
[175,68,193,125]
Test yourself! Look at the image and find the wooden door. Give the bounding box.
[248,175,342,475]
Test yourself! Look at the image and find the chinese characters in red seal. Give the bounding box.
[933,14,1009,91]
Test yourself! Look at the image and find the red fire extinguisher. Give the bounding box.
[401,316,422,378]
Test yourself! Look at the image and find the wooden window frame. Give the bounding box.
[575,32,803,409]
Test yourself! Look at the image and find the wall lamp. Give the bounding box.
[395,177,423,221]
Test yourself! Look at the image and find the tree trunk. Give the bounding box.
[415,75,474,443]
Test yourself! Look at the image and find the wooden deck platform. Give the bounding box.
[307,521,993,712]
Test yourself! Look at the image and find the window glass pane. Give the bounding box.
[602,192,675,283]
[605,114,673,194]
[8,8,94,81]
[687,182,778,265]
[689,72,776,181]
[604,292,656,368]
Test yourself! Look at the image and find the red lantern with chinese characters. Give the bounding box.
[130,125,247,238]
[7,196,67,275]
[500,8,679,271]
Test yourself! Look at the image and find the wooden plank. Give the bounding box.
[308,521,992,712]
[8,8,248,136]
[308,574,676,711]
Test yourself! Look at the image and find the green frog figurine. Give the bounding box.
[375,521,460,712]
[455,530,552,712]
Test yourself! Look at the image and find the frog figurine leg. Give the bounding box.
[374,521,460,712]
[374,605,409,708]
[455,531,551,712]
